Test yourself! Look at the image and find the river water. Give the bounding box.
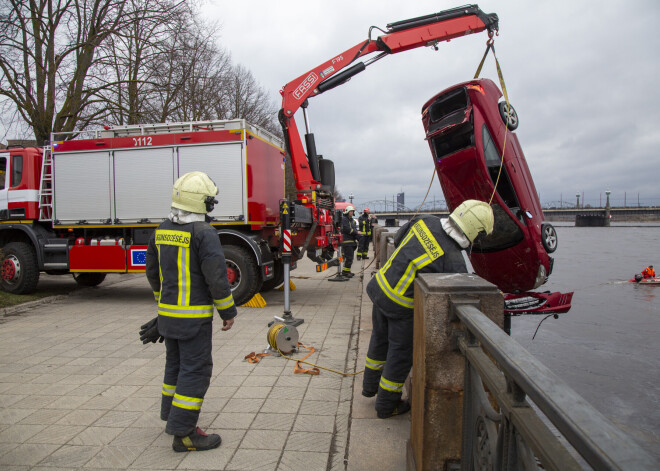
[505,223,660,461]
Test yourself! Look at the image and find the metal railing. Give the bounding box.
[453,301,657,470]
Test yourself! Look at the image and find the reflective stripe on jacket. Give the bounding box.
[366,215,467,318]
[358,214,373,235]
[146,220,237,339]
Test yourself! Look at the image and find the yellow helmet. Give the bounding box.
[171,171,218,214]
[449,200,494,242]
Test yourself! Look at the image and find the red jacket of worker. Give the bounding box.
[641,266,655,278]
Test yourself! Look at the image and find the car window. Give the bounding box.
[471,203,524,253]
[482,125,520,213]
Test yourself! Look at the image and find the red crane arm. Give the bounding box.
[279,4,498,192]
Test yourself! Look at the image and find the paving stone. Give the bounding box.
[293,414,336,434]
[278,450,329,471]
[83,445,143,468]
[0,443,59,466]
[30,424,85,444]
[0,424,45,443]
[211,412,257,430]
[251,412,296,431]
[240,428,288,450]
[224,397,265,413]
[227,448,279,471]
[176,444,234,470]
[68,425,125,446]
[92,410,141,428]
[261,398,301,414]
[299,400,338,416]
[129,445,186,469]
[235,385,272,399]
[0,408,36,425]
[284,431,333,453]
[36,444,100,467]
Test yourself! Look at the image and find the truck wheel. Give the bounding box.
[1,242,40,294]
[223,245,260,306]
[260,261,285,292]
[73,273,107,287]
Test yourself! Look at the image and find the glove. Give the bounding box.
[139,317,164,344]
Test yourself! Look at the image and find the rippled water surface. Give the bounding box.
[508,224,660,460]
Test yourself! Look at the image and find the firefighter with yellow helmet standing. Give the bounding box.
[362,200,494,418]
[144,171,237,452]
[357,208,373,260]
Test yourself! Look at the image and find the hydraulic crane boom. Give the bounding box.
[279,4,498,193]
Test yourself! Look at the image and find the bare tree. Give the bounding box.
[220,64,279,134]
[0,0,127,144]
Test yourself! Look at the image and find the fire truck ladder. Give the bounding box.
[38,146,53,221]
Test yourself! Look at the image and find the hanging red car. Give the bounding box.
[421,78,558,293]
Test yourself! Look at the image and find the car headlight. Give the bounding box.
[533,263,547,289]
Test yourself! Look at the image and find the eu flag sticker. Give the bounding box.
[131,249,147,266]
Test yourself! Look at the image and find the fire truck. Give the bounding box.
[1,5,503,307]
[0,120,314,305]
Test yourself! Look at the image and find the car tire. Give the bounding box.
[223,245,261,306]
[1,242,40,294]
[541,223,558,253]
[73,272,107,287]
[498,101,519,131]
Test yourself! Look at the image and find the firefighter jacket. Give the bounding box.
[341,214,358,245]
[366,215,467,318]
[146,219,237,340]
[358,214,373,236]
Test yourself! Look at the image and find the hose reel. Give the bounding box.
[266,323,299,354]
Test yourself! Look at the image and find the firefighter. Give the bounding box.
[144,171,237,452]
[357,208,373,260]
[641,265,655,278]
[341,205,359,277]
[362,200,494,418]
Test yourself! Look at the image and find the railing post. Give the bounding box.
[407,273,503,471]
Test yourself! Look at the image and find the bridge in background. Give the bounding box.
[373,206,660,225]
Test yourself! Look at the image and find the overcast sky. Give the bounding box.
[212,1,658,209]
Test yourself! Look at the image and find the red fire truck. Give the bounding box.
[0,120,338,305]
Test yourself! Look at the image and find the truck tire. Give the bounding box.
[1,242,40,294]
[260,261,285,292]
[73,273,107,287]
[223,245,261,306]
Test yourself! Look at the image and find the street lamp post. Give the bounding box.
[576,192,580,209]
[349,193,354,204]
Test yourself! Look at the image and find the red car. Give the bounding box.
[421,78,558,293]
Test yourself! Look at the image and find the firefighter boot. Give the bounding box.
[172,427,221,452]
[377,399,411,419]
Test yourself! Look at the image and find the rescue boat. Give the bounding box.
[629,276,660,285]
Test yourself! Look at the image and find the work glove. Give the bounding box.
[139,317,164,344]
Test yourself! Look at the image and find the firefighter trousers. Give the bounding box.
[362,304,414,413]
[342,243,356,273]
[161,322,213,436]
[358,234,371,257]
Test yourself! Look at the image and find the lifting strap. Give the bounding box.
[473,34,511,205]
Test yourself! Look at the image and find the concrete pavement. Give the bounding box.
[0,248,409,470]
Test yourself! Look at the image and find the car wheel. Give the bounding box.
[223,245,261,306]
[541,223,558,253]
[1,242,40,294]
[498,102,519,131]
[73,272,107,287]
